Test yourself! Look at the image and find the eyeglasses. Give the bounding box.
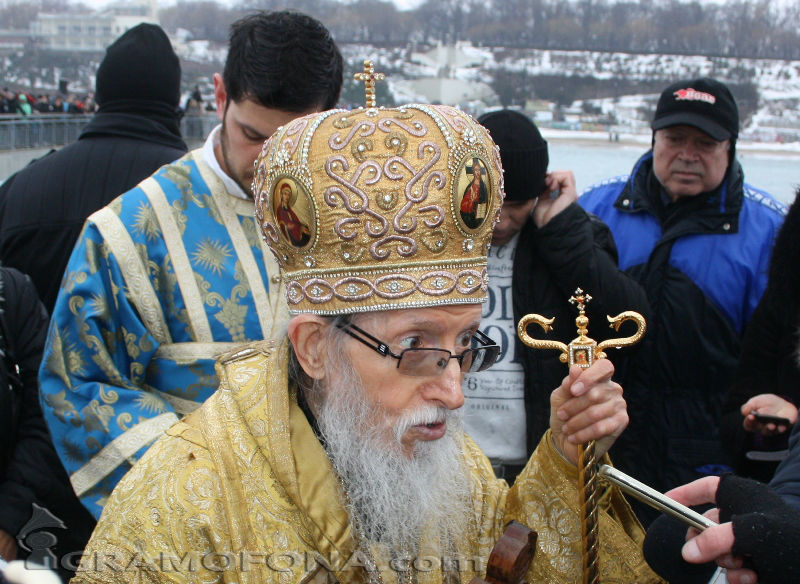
[336,322,500,378]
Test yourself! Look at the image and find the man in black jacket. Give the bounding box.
[580,79,785,526]
[0,23,187,313]
[465,109,650,482]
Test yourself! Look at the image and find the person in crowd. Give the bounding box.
[184,85,203,114]
[38,10,343,520]
[0,23,188,313]
[82,93,96,114]
[51,96,65,113]
[15,95,31,116]
[720,188,800,482]
[579,77,786,525]
[1,89,18,115]
[0,266,95,582]
[182,85,205,140]
[73,102,660,584]
[463,109,649,483]
[63,95,82,114]
[34,95,53,114]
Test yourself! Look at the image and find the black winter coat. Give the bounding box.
[722,189,800,482]
[0,110,187,313]
[510,203,651,454]
[580,155,785,527]
[0,266,95,581]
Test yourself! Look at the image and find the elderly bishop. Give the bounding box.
[75,104,661,583]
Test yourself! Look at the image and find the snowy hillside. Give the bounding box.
[338,43,800,142]
[4,36,798,143]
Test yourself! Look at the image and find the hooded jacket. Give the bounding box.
[580,150,784,525]
[0,23,186,313]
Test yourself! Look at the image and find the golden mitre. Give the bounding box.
[254,104,504,315]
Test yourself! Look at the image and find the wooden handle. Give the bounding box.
[469,520,537,584]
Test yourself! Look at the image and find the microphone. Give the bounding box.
[643,514,717,583]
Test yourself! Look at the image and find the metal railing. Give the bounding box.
[0,114,218,151]
[0,115,87,150]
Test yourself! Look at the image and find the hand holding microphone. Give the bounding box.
[665,474,800,584]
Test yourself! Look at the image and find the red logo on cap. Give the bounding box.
[673,88,716,104]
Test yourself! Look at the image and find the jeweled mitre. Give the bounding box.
[254,104,504,315]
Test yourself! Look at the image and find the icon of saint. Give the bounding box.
[275,182,311,247]
[460,158,489,229]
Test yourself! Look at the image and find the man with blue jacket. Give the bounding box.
[580,77,785,525]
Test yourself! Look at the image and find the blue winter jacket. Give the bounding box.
[580,150,785,525]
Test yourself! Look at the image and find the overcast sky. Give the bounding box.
[69,0,794,14]
[74,0,426,10]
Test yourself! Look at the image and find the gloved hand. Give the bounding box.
[716,473,800,583]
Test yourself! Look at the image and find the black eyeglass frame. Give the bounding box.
[335,321,500,377]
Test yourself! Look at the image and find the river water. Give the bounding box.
[2,135,798,205]
[547,137,800,206]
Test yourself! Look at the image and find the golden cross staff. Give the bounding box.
[354,59,385,108]
[516,288,645,584]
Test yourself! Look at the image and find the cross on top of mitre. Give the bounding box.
[353,59,385,108]
[569,288,593,313]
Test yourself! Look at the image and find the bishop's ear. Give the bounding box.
[287,314,329,380]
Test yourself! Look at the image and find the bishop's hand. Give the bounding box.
[549,359,628,465]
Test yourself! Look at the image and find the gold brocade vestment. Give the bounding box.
[75,340,662,584]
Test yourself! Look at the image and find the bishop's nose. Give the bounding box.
[424,357,465,411]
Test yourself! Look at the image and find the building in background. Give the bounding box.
[391,42,499,111]
[30,0,158,52]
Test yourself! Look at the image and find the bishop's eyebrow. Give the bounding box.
[401,317,482,335]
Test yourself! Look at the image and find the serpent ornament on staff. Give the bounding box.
[517,287,645,584]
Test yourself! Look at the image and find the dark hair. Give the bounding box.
[223,10,343,112]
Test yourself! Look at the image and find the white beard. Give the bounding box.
[313,365,473,557]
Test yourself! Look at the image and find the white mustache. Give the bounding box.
[393,405,449,442]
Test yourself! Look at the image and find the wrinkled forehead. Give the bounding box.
[350,304,484,334]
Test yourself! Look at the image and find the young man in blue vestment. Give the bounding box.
[39,10,344,518]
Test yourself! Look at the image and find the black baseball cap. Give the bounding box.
[652,77,739,141]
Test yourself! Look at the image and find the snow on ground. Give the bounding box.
[77,36,797,146]
[329,43,800,143]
